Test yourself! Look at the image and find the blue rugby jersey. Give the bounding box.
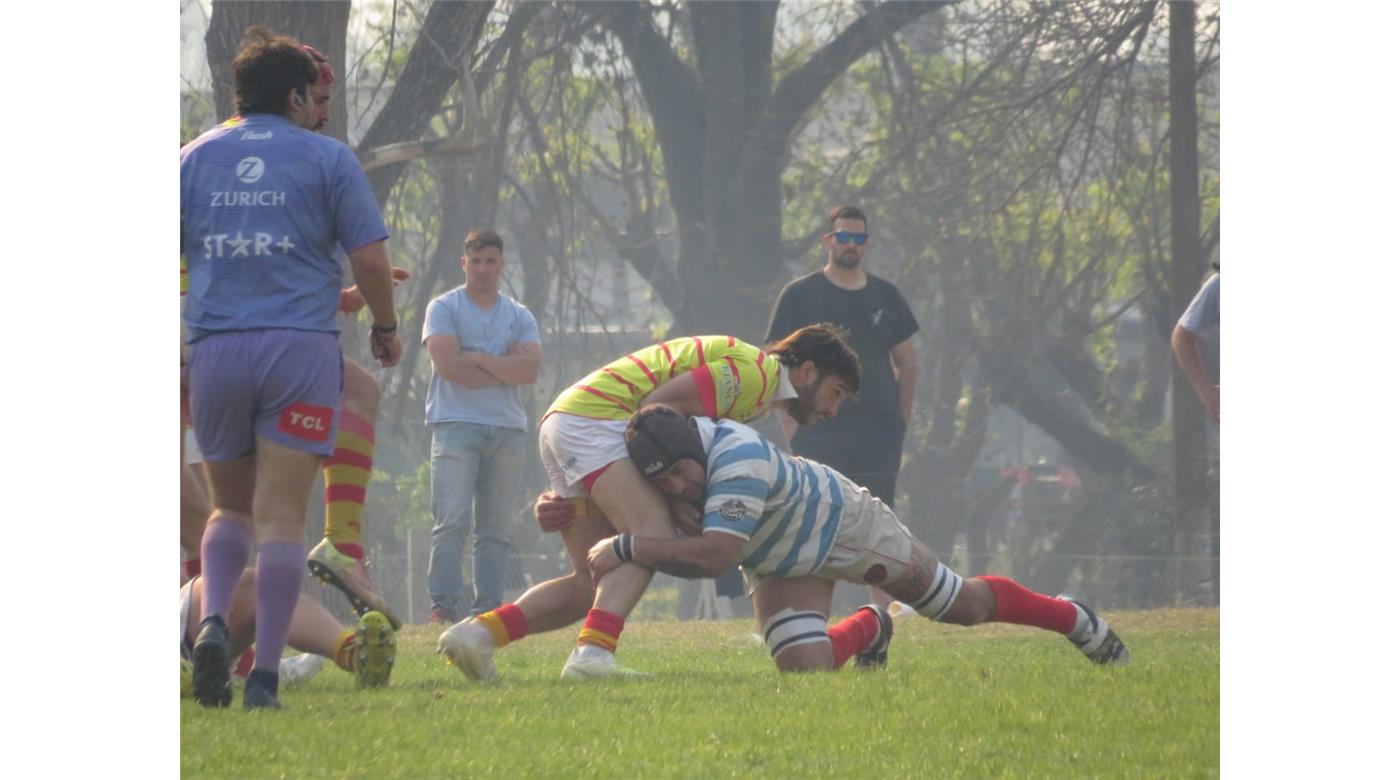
[695,418,846,578]
[179,114,388,341]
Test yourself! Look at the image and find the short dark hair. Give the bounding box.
[767,323,862,394]
[464,229,504,254]
[233,27,318,117]
[827,205,868,231]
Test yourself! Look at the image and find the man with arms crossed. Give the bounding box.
[438,325,860,679]
[182,29,401,709]
[422,229,542,624]
[587,405,1129,672]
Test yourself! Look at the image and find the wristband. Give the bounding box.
[371,322,397,335]
[611,533,634,563]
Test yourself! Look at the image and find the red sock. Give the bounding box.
[496,603,529,642]
[332,543,365,560]
[233,647,256,678]
[183,558,201,579]
[828,608,882,668]
[476,603,530,648]
[577,608,625,652]
[978,575,1077,634]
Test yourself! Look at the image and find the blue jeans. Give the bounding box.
[427,422,525,617]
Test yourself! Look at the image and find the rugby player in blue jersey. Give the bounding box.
[587,405,1129,672]
[181,28,402,709]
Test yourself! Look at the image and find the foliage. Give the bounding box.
[179,0,1220,604]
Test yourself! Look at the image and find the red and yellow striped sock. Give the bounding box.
[474,603,529,648]
[577,608,625,653]
[323,410,375,560]
[332,628,356,672]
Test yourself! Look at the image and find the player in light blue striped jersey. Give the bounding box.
[587,405,1130,672]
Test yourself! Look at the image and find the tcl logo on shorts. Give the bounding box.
[277,402,334,443]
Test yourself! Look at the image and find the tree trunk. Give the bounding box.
[601,0,946,337]
[206,1,351,136]
[359,1,495,205]
[1169,0,1210,604]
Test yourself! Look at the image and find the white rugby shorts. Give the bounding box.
[538,413,630,498]
[746,475,915,591]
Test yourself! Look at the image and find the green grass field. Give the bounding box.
[181,608,1218,778]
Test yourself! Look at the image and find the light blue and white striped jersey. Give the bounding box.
[695,417,845,577]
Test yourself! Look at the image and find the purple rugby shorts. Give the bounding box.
[187,329,344,460]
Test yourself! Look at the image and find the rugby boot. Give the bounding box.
[307,538,402,629]
[560,645,649,679]
[1064,598,1131,666]
[354,610,396,689]
[437,619,500,683]
[243,669,282,710]
[191,616,233,708]
[852,604,895,670]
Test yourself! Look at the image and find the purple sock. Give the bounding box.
[252,542,306,672]
[199,518,252,620]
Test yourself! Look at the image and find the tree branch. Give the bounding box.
[761,1,950,146]
[359,0,494,203]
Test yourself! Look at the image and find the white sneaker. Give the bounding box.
[560,645,649,679]
[279,653,327,686]
[437,620,500,682]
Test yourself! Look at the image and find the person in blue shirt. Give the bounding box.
[1172,265,1220,423]
[422,229,542,623]
[180,27,401,710]
[588,405,1130,673]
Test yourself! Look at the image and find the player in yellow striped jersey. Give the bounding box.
[439,324,862,680]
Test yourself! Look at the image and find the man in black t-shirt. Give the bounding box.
[765,205,919,512]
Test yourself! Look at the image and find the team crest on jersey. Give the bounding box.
[717,499,747,522]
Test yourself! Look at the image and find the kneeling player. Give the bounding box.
[586,405,1129,672]
[181,570,395,691]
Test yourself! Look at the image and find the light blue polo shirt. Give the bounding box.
[422,288,540,430]
[1178,274,1220,335]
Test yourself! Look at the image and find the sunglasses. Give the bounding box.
[830,230,868,245]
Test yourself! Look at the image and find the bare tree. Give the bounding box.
[594,0,951,337]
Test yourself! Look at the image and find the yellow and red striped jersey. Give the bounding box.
[545,335,790,423]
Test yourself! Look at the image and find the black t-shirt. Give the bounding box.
[765,270,919,427]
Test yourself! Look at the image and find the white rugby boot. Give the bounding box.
[438,619,500,682]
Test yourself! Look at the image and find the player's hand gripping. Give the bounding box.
[535,491,577,533]
[587,535,627,584]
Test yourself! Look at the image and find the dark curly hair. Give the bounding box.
[233,26,319,117]
[766,323,861,394]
